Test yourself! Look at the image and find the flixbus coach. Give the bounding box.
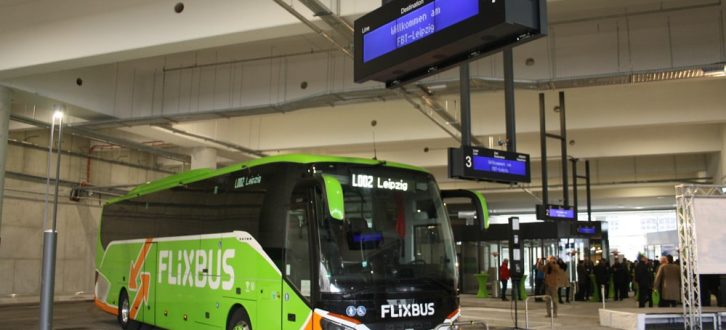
[95,154,488,330]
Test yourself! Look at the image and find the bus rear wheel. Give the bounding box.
[227,306,252,330]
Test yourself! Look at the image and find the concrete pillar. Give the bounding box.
[720,125,726,184]
[0,85,10,246]
[190,147,217,170]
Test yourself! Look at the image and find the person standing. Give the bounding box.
[634,254,654,308]
[595,258,611,301]
[576,260,589,301]
[500,259,511,301]
[534,258,545,301]
[538,256,563,317]
[613,259,627,301]
[557,258,570,303]
[654,255,680,307]
[584,259,595,300]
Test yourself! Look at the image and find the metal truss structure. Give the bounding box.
[675,184,726,330]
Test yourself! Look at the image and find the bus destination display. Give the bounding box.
[448,146,531,183]
[355,0,547,86]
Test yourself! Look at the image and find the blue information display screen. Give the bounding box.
[577,226,597,234]
[472,154,528,176]
[547,207,574,219]
[363,0,479,63]
[536,204,575,221]
[448,146,531,183]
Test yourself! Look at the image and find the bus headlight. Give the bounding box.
[94,271,110,302]
[320,318,355,330]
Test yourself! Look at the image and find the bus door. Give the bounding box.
[282,184,316,330]
[199,234,226,326]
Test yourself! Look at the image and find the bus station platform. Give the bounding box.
[598,306,726,330]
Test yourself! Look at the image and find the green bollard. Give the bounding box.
[519,274,528,300]
[590,274,600,302]
[475,273,489,298]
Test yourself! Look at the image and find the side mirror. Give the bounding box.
[321,174,345,221]
[441,189,489,230]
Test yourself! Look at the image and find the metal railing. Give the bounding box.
[524,295,555,329]
[452,321,489,330]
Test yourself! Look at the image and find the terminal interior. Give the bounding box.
[1,0,726,329]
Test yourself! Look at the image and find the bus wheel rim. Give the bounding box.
[121,298,129,324]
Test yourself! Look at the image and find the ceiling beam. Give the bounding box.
[10,114,191,163]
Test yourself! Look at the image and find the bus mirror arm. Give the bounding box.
[296,174,346,221]
[320,175,345,221]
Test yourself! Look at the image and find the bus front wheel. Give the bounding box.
[118,290,131,329]
[227,306,252,330]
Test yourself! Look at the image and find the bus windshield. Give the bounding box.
[316,166,456,297]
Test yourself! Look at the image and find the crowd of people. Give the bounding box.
[496,253,683,317]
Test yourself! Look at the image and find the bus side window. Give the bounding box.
[285,187,313,299]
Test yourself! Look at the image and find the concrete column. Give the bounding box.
[720,125,726,184]
[0,85,10,246]
[190,147,217,170]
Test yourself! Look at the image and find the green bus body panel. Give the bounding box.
[107,154,428,205]
[471,191,490,230]
[96,231,312,329]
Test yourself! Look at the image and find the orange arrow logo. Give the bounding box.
[129,239,152,320]
[130,273,150,319]
[129,239,152,290]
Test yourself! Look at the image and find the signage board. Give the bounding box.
[536,204,576,221]
[354,0,547,86]
[448,146,531,183]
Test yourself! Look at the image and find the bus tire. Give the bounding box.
[227,306,252,330]
[118,289,131,329]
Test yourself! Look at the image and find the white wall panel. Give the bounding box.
[554,19,621,78]
[284,53,330,101]
[627,14,672,71]
[669,7,723,67]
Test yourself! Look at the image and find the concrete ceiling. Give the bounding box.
[2,0,725,213]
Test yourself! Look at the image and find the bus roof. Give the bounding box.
[107,154,429,205]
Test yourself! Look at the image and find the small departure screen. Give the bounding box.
[547,207,575,219]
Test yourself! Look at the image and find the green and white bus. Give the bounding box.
[95,154,487,330]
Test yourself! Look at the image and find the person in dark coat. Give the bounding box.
[576,259,591,301]
[612,259,627,301]
[623,258,633,297]
[534,258,545,301]
[584,259,595,300]
[500,259,511,301]
[595,258,611,301]
[557,258,570,303]
[634,254,654,308]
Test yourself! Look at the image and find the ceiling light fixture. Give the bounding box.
[702,63,726,77]
[426,84,448,91]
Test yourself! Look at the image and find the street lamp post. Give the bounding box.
[39,108,64,330]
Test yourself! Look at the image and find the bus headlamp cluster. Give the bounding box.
[320,318,356,330]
